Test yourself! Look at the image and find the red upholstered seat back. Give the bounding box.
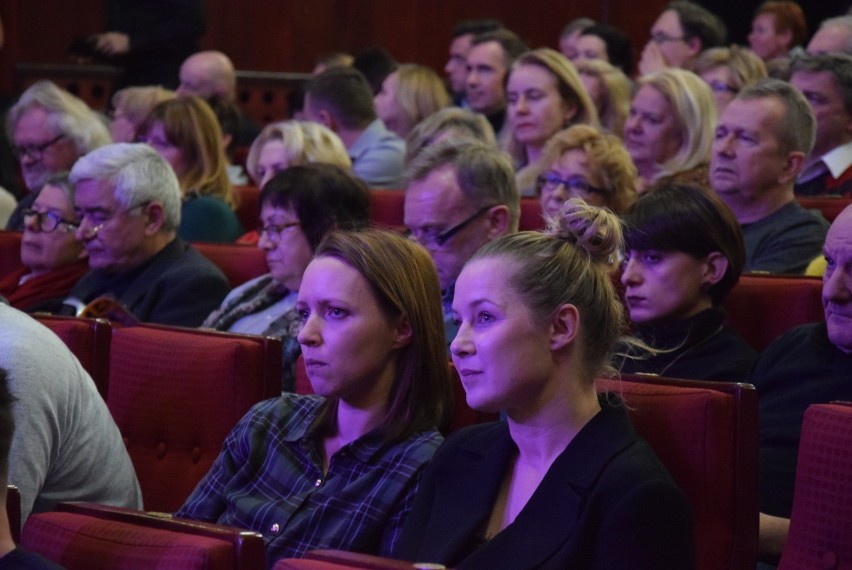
[21,502,264,570]
[597,375,759,570]
[779,402,852,569]
[107,325,282,512]
[232,185,261,232]
[275,549,418,569]
[35,315,112,398]
[193,241,269,288]
[0,230,24,278]
[723,274,824,351]
[519,197,545,231]
[369,189,405,230]
[796,196,852,223]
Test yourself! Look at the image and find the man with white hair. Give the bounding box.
[807,15,852,56]
[61,143,229,326]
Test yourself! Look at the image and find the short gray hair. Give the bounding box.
[816,16,852,55]
[6,80,111,155]
[737,78,816,156]
[70,143,182,232]
[405,139,520,232]
[791,52,852,115]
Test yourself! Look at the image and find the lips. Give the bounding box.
[625,295,645,308]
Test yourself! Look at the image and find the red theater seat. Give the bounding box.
[796,196,851,223]
[107,324,282,512]
[233,185,261,232]
[519,197,544,231]
[369,189,405,230]
[21,502,264,570]
[274,550,418,569]
[194,241,268,288]
[0,230,23,278]
[724,274,824,351]
[35,315,112,398]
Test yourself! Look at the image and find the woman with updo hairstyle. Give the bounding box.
[624,68,716,193]
[397,200,693,568]
[505,48,599,195]
[374,64,451,139]
[245,120,351,189]
[620,183,757,382]
[404,107,497,165]
[695,45,767,113]
[138,96,243,243]
[533,124,637,219]
[576,59,632,138]
[110,86,176,143]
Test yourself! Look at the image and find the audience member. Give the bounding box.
[138,96,243,243]
[751,204,852,563]
[625,68,716,192]
[465,29,529,137]
[245,120,351,189]
[790,53,852,196]
[695,46,768,114]
[177,229,453,565]
[374,64,450,138]
[352,46,398,96]
[0,174,87,314]
[0,303,142,521]
[109,86,176,143]
[575,23,634,75]
[505,48,599,195]
[203,164,370,392]
[576,59,632,137]
[446,19,504,107]
[5,80,111,230]
[639,0,727,75]
[404,107,497,166]
[396,200,694,568]
[404,139,519,345]
[208,95,249,185]
[312,51,354,75]
[620,183,757,382]
[710,79,829,274]
[533,124,637,219]
[557,17,595,61]
[748,1,808,62]
[0,367,63,567]
[61,143,229,326]
[304,67,405,189]
[806,15,852,55]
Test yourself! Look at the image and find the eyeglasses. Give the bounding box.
[22,208,79,233]
[407,205,494,249]
[77,202,149,238]
[12,134,66,161]
[706,80,739,95]
[537,172,605,197]
[258,221,301,243]
[650,33,686,44]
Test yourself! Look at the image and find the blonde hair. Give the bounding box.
[245,120,351,184]
[529,124,638,214]
[111,86,176,139]
[695,46,768,90]
[636,68,717,183]
[504,48,600,168]
[576,59,632,137]
[390,64,450,137]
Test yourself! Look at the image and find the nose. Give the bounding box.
[23,212,39,232]
[449,319,473,358]
[297,312,320,347]
[621,256,642,287]
[625,113,641,134]
[257,229,274,251]
[75,218,98,242]
[550,181,570,201]
[714,133,736,157]
[824,265,851,306]
[466,69,478,87]
[444,59,453,74]
[514,95,529,114]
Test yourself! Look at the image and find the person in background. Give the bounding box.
[505,48,599,196]
[109,86,176,143]
[575,23,634,76]
[177,229,453,566]
[0,174,87,314]
[203,164,370,392]
[404,107,496,166]
[374,64,450,139]
[576,59,632,138]
[313,52,354,75]
[620,183,757,382]
[396,200,694,568]
[806,15,852,56]
[557,17,595,61]
[748,1,808,62]
[446,19,504,108]
[208,95,250,185]
[138,96,243,243]
[639,0,727,75]
[695,46,768,114]
[533,124,638,219]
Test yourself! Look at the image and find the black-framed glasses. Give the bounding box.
[12,134,66,161]
[258,221,301,243]
[537,172,606,197]
[77,202,150,238]
[407,205,494,248]
[22,208,79,233]
[650,33,686,44]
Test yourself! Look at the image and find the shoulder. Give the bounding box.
[750,323,832,385]
[163,241,228,281]
[427,422,508,468]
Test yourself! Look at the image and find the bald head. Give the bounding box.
[823,204,852,353]
[177,51,237,101]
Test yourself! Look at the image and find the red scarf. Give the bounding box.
[0,263,89,313]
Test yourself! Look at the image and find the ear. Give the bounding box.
[778,150,806,184]
[317,109,335,130]
[550,303,580,351]
[221,132,233,152]
[484,205,511,239]
[391,314,413,350]
[142,202,166,236]
[685,36,703,58]
[701,251,729,287]
[563,102,578,126]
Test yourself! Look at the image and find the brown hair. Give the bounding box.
[755,1,807,48]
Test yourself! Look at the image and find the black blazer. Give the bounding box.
[396,399,695,569]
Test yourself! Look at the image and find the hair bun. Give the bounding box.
[546,198,623,264]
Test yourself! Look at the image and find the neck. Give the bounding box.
[336,124,370,150]
[729,187,794,224]
[525,144,543,166]
[633,160,657,183]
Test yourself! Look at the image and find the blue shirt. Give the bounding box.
[349,119,405,189]
[175,393,442,567]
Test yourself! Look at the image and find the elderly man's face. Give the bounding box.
[823,207,852,353]
[73,178,154,273]
[177,57,215,98]
[13,107,79,191]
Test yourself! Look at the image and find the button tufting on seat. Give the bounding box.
[191,447,202,463]
[156,442,166,459]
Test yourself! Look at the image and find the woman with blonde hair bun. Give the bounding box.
[374,64,450,138]
[397,199,693,568]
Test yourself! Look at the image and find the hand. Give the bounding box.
[94,32,130,56]
[638,42,668,76]
[758,512,790,563]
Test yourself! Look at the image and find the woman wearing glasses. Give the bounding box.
[533,124,637,220]
[0,174,87,313]
[203,163,369,392]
